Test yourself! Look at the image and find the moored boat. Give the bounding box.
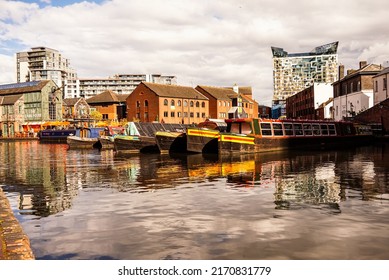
[186,119,227,153]
[114,122,188,154]
[97,126,125,150]
[38,121,76,143]
[155,131,187,154]
[66,127,105,149]
[218,118,373,155]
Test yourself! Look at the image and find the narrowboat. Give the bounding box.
[114,122,188,154]
[38,121,76,143]
[155,131,187,154]
[97,126,125,150]
[218,118,373,155]
[67,127,105,149]
[186,119,227,153]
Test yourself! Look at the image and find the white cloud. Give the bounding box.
[1,0,389,105]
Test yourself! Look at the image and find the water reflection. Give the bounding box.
[1,141,389,259]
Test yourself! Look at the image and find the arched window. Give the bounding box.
[164,99,168,106]
[171,100,175,106]
[190,101,194,107]
[201,102,205,108]
[177,100,181,106]
[136,101,140,108]
[144,100,148,107]
[183,100,188,107]
[196,101,200,107]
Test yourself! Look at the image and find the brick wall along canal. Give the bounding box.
[1,141,389,259]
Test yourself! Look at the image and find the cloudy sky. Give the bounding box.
[1,0,389,105]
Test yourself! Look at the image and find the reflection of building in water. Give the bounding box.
[0,142,79,216]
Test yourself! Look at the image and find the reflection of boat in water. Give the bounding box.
[186,119,227,153]
[114,122,188,154]
[218,118,373,155]
[67,127,105,149]
[38,121,76,143]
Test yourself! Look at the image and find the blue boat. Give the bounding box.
[38,121,76,143]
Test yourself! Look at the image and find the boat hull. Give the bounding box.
[98,136,115,149]
[67,136,101,149]
[186,128,219,153]
[114,135,159,154]
[219,133,374,155]
[38,129,77,143]
[155,131,187,154]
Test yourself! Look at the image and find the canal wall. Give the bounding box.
[0,187,35,260]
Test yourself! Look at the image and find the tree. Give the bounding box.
[90,110,102,121]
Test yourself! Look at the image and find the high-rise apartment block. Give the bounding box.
[16,47,78,97]
[15,47,178,99]
[79,74,177,99]
[271,42,339,117]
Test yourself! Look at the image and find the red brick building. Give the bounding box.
[126,82,209,124]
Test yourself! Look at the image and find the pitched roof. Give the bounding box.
[63,97,83,106]
[143,82,208,100]
[0,94,23,105]
[334,63,384,84]
[196,85,236,100]
[118,94,130,102]
[86,90,121,104]
[373,67,389,78]
[0,80,51,95]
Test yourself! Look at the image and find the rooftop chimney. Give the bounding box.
[359,61,367,69]
[338,64,345,80]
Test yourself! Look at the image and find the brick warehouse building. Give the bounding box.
[354,98,389,135]
[126,82,209,124]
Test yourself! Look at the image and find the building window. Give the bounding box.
[164,99,168,106]
[102,114,108,120]
[171,112,175,117]
[171,100,175,106]
[375,81,378,92]
[144,100,148,107]
[178,112,182,117]
[202,112,206,118]
[177,100,181,106]
[190,101,194,107]
[164,111,168,117]
[201,102,205,108]
[183,100,188,107]
[136,101,140,108]
[196,112,200,118]
[384,78,387,90]
[196,101,200,107]
[190,112,194,118]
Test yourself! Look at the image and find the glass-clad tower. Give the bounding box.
[271,42,339,118]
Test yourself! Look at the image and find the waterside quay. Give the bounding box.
[0,187,35,260]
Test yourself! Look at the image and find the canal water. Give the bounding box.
[0,141,388,260]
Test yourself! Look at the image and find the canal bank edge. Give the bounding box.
[0,187,35,260]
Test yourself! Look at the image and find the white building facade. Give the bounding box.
[78,74,177,99]
[373,67,389,105]
[332,62,383,121]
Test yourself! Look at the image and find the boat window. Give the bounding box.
[320,124,329,135]
[241,122,252,134]
[273,123,284,136]
[230,123,241,133]
[303,124,313,136]
[260,122,272,136]
[284,123,294,135]
[328,124,336,135]
[293,123,303,136]
[312,124,321,135]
